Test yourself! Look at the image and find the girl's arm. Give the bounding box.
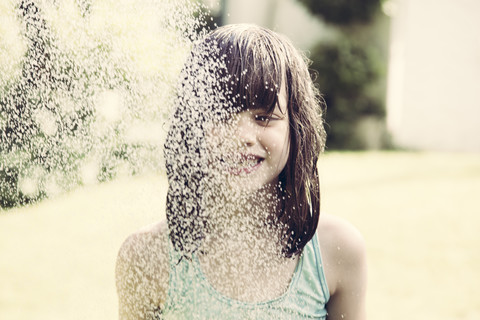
[319,215,368,320]
[115,221,169,319]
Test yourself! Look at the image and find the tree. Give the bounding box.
[297,0,388,149]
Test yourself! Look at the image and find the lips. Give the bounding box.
[224,154,264,175]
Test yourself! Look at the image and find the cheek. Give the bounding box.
[206,124,234,151]
[265,126,290,166]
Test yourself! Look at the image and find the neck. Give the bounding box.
[202,182,286,256]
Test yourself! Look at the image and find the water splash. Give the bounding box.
[1,2,326,317]
[0,0,209,207]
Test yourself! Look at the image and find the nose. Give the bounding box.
[236,112,256,147]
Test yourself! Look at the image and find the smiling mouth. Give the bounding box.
[222,154,264,175]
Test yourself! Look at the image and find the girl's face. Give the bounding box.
[207,85,290,192]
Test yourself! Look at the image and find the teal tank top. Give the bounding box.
[160,232,330,319]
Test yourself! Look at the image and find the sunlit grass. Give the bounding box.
[0,174,167,320]
[1,151,479,320]
[320,151,480,320]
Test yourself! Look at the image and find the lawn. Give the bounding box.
[1,151,479,319]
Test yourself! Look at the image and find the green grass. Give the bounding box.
[1,151,479,320]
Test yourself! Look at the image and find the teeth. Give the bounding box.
[219,155,262,169]
[241,161,257,167]
[232,159,259,168]
[239,157,260,166]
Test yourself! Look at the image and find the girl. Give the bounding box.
[116,24,367,319]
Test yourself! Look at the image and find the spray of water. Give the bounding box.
[0,0,209,207]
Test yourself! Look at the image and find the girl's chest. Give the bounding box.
[197,252,299,302]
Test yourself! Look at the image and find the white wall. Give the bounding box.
[386,0,480,152]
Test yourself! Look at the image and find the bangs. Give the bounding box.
[228,52,284,115]
[210,27,288,116]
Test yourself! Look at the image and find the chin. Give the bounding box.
[229,176,278,194]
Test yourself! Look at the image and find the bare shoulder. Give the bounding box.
[318,214,367,319]
[118,219,169,259]
[115,220,170,319]
[317,214,366,292]
[318,214,366,260]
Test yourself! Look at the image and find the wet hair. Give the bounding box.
[164,24,326,258]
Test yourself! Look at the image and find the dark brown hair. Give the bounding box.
[164,24,326,258]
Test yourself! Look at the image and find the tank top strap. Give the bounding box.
[163,236,197,314]
[312,231,330,302]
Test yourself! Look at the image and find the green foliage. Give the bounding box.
[297,0,382,25]
[1,0,176,208]
[310,38,385,149]
[296,0,388,149]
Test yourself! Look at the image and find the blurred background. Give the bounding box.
[213,0,480,152]
[1,0,479,319]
